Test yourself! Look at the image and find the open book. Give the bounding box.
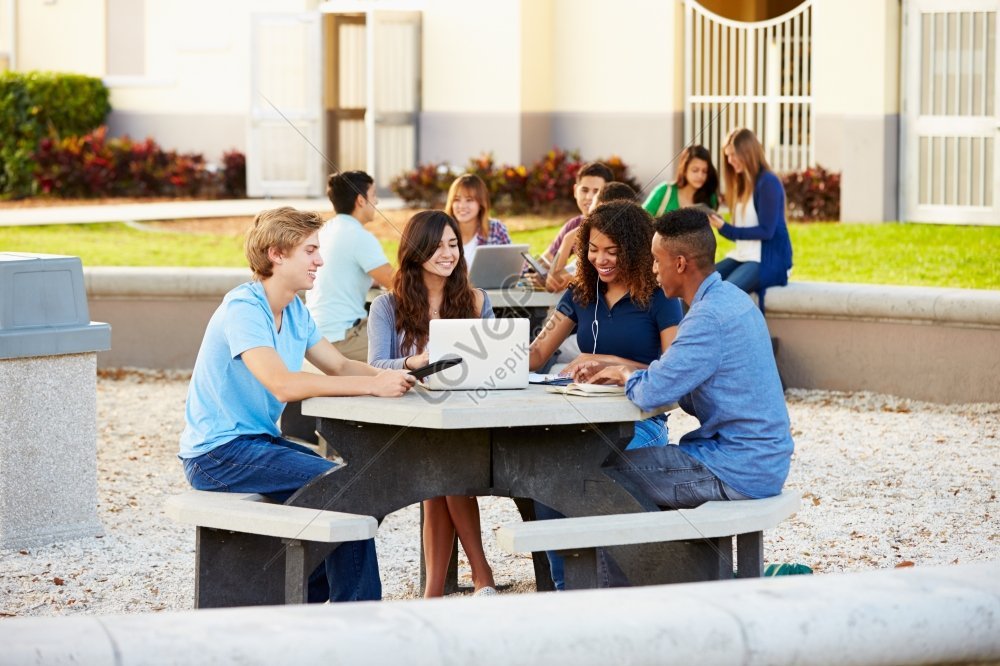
[545,382,625,397]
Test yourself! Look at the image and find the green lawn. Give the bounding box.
[1,220,998,290]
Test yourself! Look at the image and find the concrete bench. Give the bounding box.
[496,491,800,589]
[164,490,377,607]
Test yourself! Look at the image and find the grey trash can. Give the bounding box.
[0,253,111,549]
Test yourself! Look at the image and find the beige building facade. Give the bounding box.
[2,0,996,223]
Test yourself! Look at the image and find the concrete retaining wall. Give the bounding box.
[765,282,1000,404]
[1,563,997,665]
[84,268,1000,403]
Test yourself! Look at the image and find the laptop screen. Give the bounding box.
[468,244,530,289]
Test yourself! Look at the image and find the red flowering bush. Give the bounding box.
[388,160,456,208]
[523,148,581,214]
[391,148,642,216]
[221,150,247,198]
[33,127,243,198]
[782,165,841,222]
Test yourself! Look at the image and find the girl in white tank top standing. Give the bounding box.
[708,128,793,304]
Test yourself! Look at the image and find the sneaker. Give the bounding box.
[472,586,498,597]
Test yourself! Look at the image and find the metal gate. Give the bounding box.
[901,0,998,225]
[683,0,814,175]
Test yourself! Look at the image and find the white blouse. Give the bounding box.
[727,196,762,263]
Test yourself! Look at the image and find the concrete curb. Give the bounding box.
[1,563,997,665]
[83,270,1000,329]
[0,197,406,226]
[765,281,1000,328]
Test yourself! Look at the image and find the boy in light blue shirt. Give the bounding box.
[307,170,394,362]
[179,206,414,603]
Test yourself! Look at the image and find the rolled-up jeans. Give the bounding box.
[535,414,670,591]
[182,434,381,602]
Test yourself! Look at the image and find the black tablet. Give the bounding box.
[520,252,548,280]
[409,356,463,380]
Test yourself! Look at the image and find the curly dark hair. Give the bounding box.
[392,210,478,354]
[572,200,658,310]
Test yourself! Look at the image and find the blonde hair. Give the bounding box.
[244,207,325,280]
[445,174,491,239]
[722,128,770,206]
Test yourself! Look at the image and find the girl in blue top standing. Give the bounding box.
[367,210,499,598]
[710,128,793,309]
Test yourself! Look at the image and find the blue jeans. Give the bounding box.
[536,415,669,591]
[716,258,761,294]
[182,434,381,603]
[604,443,750,509]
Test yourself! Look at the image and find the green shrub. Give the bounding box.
[0,71,110,198]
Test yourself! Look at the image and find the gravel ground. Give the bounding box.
[1,371,997,618]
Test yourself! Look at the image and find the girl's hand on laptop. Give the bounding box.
[369,369,417,397]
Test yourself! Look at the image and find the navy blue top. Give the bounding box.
[557,287,684,365]
[717,170,793,310]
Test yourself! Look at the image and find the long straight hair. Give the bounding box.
[392,210,477,354]
[722,128,770,207]
[444,174,491,240]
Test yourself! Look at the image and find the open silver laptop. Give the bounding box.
[424,318,529,391]
[468,244,530,289]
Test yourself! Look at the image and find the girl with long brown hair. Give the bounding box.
[367,210,498,597]
[710,128,793,308]
[444,174,511,267]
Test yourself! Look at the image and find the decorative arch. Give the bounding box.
[684,0,814,175]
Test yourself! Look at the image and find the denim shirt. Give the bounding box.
[624,272,793,497]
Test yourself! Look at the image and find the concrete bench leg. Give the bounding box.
[195,528,288,608]
[561,549,599,589]
[736,531,764,578]
[195,529,333,607]
[284,540,309,604]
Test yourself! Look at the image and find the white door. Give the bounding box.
[370,11,421,193]
[901,0,999,224]
[247,13,324,198]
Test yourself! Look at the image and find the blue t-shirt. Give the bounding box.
[179,281,323,459]
[306,214,391,342]
[556,287,683,365]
